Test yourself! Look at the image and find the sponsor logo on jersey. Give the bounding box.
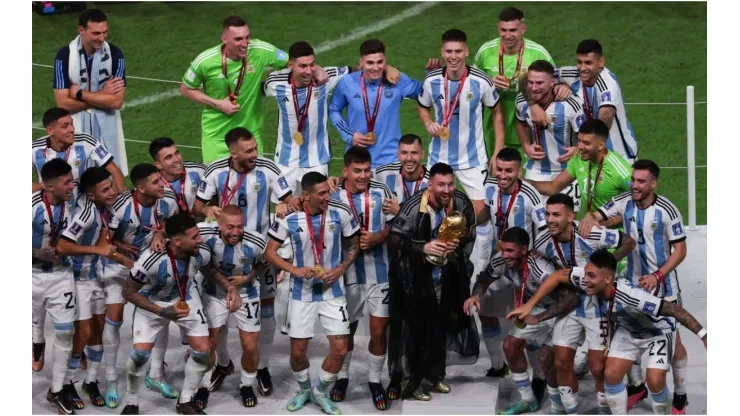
[642,301,657,314]
[353,93,361,99]
[672,223,683,236]
[601,91,611,102]
[278,177,289,190]
[384,88,393,99]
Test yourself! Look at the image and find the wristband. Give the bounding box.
[697,328,707,339]
[653,270,665,282]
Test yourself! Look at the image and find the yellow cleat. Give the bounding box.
[432,380,451,394]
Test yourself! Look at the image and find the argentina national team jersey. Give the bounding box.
[32,190,73,273]
[268,200,360,302]
[418,66,499,170]
[373,162,429,204]
[484,178,546,247]
[569,267,675,339]
[535,221,622,319]
[265,66,350,168]
[166,162,205,212]
[60,198,110,281]
[598,193,686,299]
[197,157,292,235]
[130,242,212,303]
[199,222,267,300]
[482,253,557,310]
[516,94,585,177]
[331,180,395,285]
[556,66,638,161]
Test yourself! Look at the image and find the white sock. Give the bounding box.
[558,386,580,414]
[241,369,257,388]
[672,356,688,395]
[338,350,352,379]
[33,319,46,344]
[125,350,150,406]
[315,368,338,395]
[481,323,504,369]
[596,391,609,409]
[605,381,628,414]
[294,368,312,391]
[181,349,209,402]
[103,317,123,382]
[548,386,565,412]
[512,371,536,403]
[527,347,544,380]
[368,353,386,384]
[649,386,670,415]
[85,344,103,384]
[51,327,74,393]
[258,306,276,369]
[628,361,643,386]
[148,325,169,380]
[216,326,231,367]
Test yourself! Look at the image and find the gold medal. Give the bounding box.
[495,240,502,252]
[176,300,190,312]
[294,132,304,145]
[314,265,325,277]
[439,126,450,141]
[367,132,376,144]
[513,318,527,329]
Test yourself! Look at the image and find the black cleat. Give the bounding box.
[176,399,206,414]
[193,387,210,410]
[62,382,85,410]
[120,404,139,415]
[672,393,688,414]
[485,363,510,378]
[386,375,402,401]
[240,386,258,407]
[369,382,389,410]
[329,378,349,402]
[47,388,75,415]
[208,360,234,392]
[531,378,547,403]
[33,342,46,372]
[82,381,105,407]
[256,367,274,396]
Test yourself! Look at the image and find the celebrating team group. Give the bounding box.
[32,6,707,416]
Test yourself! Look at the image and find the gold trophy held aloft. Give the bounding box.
[425,212,467,267]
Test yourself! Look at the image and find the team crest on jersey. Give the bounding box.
[246,64,256,74]
[672,223,683,236]
[370,199,377,210]
[384,88,393,99]
[601,91,611,102]
[512,205,519,214]
[329,222,336,232]
[74,159,82,167]
[547,113,557,124]
[466,91,473,101]
[313,90,320,99]
[642,301,657,314]
[253,183,261,192]
[191,184,198,194]
[651,221,659,231]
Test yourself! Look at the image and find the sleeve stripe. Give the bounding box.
[566,97,581,113]
[596,77,608,93]
[78,201,94,223]
[614,290,641,308]
[255,158,282,176]
[142,251,166,271]
[614,192,632,202]
[244,234,267,249]
[374,162,402,174]
[655,197,680,220]
[191,48,219,69]
[204,158,230,177]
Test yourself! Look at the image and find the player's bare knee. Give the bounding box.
[603,362,627,385]
[645,369,667,392]
[588,353,606,377]
[106,303,124,322]
[503,336,522,357]
[554,347,574,372]
[329,336,350,359]
[539,345,554,372]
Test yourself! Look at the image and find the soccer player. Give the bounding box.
[327,147,394,409]
[555,40,638,164]
[32,107,126,199]
[507,249,707,415]
[579,159,691,413]
[532,194,635,414]
[329,39,433,168]
[474,7,557,160]
[265,172,361,415]
[264,41,351,194]
[56,167,128,409]
[149,137,206,215]
[471,147,546,379]
[526,119,632,220]
[515,60,584,210]
[464,227,579,415]
[120,213,218,415]
[53,9,128,172]
[181,15,293,162]
[32,159,77,414]
[373,133,429,216]
[198,205,267,408]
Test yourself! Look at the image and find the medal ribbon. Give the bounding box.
[361,72,383,133]
[582,85,594,119]
[98,206,112,243]
[43,142,73,163]
[42,192,65,246]
[586,150,607,212]
[164,170,190,214]
[513,260,529,308]
[304,205,326,267]
[401,167,425,201]
[442,67,469,128]
[532,97,553,146]
[132,191,161,233]
[167,246,190,303]
[552,223,577,267]
[221,44,248,103]
[498,39,525,81]
[496,181,520,240]
[221,160,248,208]
[291,76,313,136]
[601,283,617,354]
[346,187,370,231]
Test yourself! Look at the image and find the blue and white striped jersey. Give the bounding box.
[535,221,622,319]
[130,242,212,303]
[598,193,686,299]
[197,157,292,235]
[569,267,675,339]
[331,180,394,286]
[199,222,267,300]
[373,162,429,204]
[484,177,546,248]
[166,162,205,213]
[32,190,73,273]
[556,67,638,162]
[264,66,350,168]
[418,66,500,170]
[481,252,557,310]
[59,198,110,281]
[268,200,360,302]
[516,94,585,177]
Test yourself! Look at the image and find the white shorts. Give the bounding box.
[345,283,390,323]
[203,294,261,332]
[258,263,278,300]
[551,314,607,351]
[75,279,106,321]
[132,297,210,344]
[282,297,351,339]
[274,164,329,202]
[103,263,127,305]
[33,268,77,326]
[525,170,581,212]
[479,281,514,318]
[607,327,676,370]
[451,166,489,201]
[508,316,556,348]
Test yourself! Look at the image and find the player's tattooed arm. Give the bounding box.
[471,264,498,298]
[338,233,360,272]
[122,277,167,317]
[532,286,580,323]
[659,301,705,339]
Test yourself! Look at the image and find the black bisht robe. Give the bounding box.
[387,189,480,392]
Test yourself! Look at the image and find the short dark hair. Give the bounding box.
[527,60,555,76]
[589,249,617,273]
[42,107,71,128]
[578,118,609,139]
[130,163,161,186]
[442,29,467,44]
[79,166,112,193]
[301,171,328,192]
[360,39,385,57]
[223,15,246,29]
[496,147,522,163]
[429,162,454,178]
[41,159,72,183]
[149,137,176,160]
[289,41,314,60]
[165,212,198,238]
[225,127,254,148]
[343,147,372,167]
[79,9,107,28]
[501,226,530,246]
[399,133,422,147]
[633,159,660,179]
[576,39,603,57]
[547,193,575,211]
[499,7,524,22]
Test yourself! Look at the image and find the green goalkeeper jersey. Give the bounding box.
[474,38,554,156]
[183,40,289,162]
[566,150,633,219]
